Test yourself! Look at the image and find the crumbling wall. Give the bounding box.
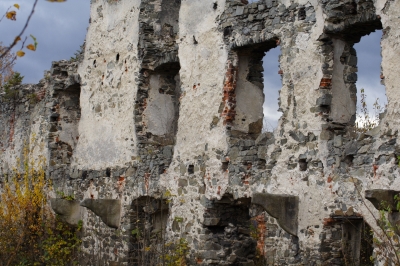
[2,0,400,265]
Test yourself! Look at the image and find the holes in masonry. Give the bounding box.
[82,171,88,179]
[354,30,387,128]
[116,53,120,62]
[93,59,96,67]
[213,2,217,9]
[221,162,229,172]
[344,155,354,166]
[299,159,307,171]
[188,165,194,175]
[106,167,111,177]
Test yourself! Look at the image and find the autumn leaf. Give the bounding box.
[26,44,36,51]
[16,50,25,57]
[6,11,17,21]
[30,35,38,50]
[13,4,20,9]
[14,36,21,44]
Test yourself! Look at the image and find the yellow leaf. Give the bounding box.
[6,11,16,20]
[14,4,20,9]
[26,44,36,51]
[16,50,25,57]
[14,36,21,44]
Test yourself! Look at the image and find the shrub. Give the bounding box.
[0,144,81,266]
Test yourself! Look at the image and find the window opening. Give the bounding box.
[142,63,181,145]
[262,47,282,132]
[233,40,282,136]
[354,30,386,129]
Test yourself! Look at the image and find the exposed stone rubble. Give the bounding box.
[1,0,400,265]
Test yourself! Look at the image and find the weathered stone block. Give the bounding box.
[252,193,299,236]
[80,199,121,228]
[50,198,83,225]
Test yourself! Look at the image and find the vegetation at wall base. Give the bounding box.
[0,145,81,266]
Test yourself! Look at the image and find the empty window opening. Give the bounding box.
[49,83,81,173]
[321,217,373,265]
[129,197,169,265]
[142,63,181,146]
[354,30,386,129]
[116,53,120,62]
[262,47,282,132]
[202,195,256,264]
[233,40,282,136]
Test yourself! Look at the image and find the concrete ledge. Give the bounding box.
[252,193,299,236]
[80,199,121,229]
[365,189,400,212]
[50,198,83,225]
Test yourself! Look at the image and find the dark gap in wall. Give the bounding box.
[344,155,354,166]
[321,217,373,265]
[188,165,194,175]
[221,161,229,172]
[116,53,120,62]
[298,159,307,171]
[129,197,169,265]
[202,195,256,264]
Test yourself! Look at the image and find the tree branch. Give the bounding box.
[0,0,38,60]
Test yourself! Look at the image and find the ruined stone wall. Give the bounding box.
[1,0,400,265]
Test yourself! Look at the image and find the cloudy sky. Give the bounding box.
[0,0,90,83]
[0,1,385,129]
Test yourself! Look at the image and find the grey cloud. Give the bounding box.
[0,0,90,83]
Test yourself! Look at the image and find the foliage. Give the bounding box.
[163,238,189,266]
[130,193,189,266]
[56,190,75,201]
[41,219,82,265]
[355,88,386,133]
[0,144,81,266]
[1,71,23,100]
[69,43,85,62]
[355,183,400,265]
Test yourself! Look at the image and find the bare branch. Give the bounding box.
[0,0,39,60]
[0,7,11,24]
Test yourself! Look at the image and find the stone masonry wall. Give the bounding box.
[1,0,400,265]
